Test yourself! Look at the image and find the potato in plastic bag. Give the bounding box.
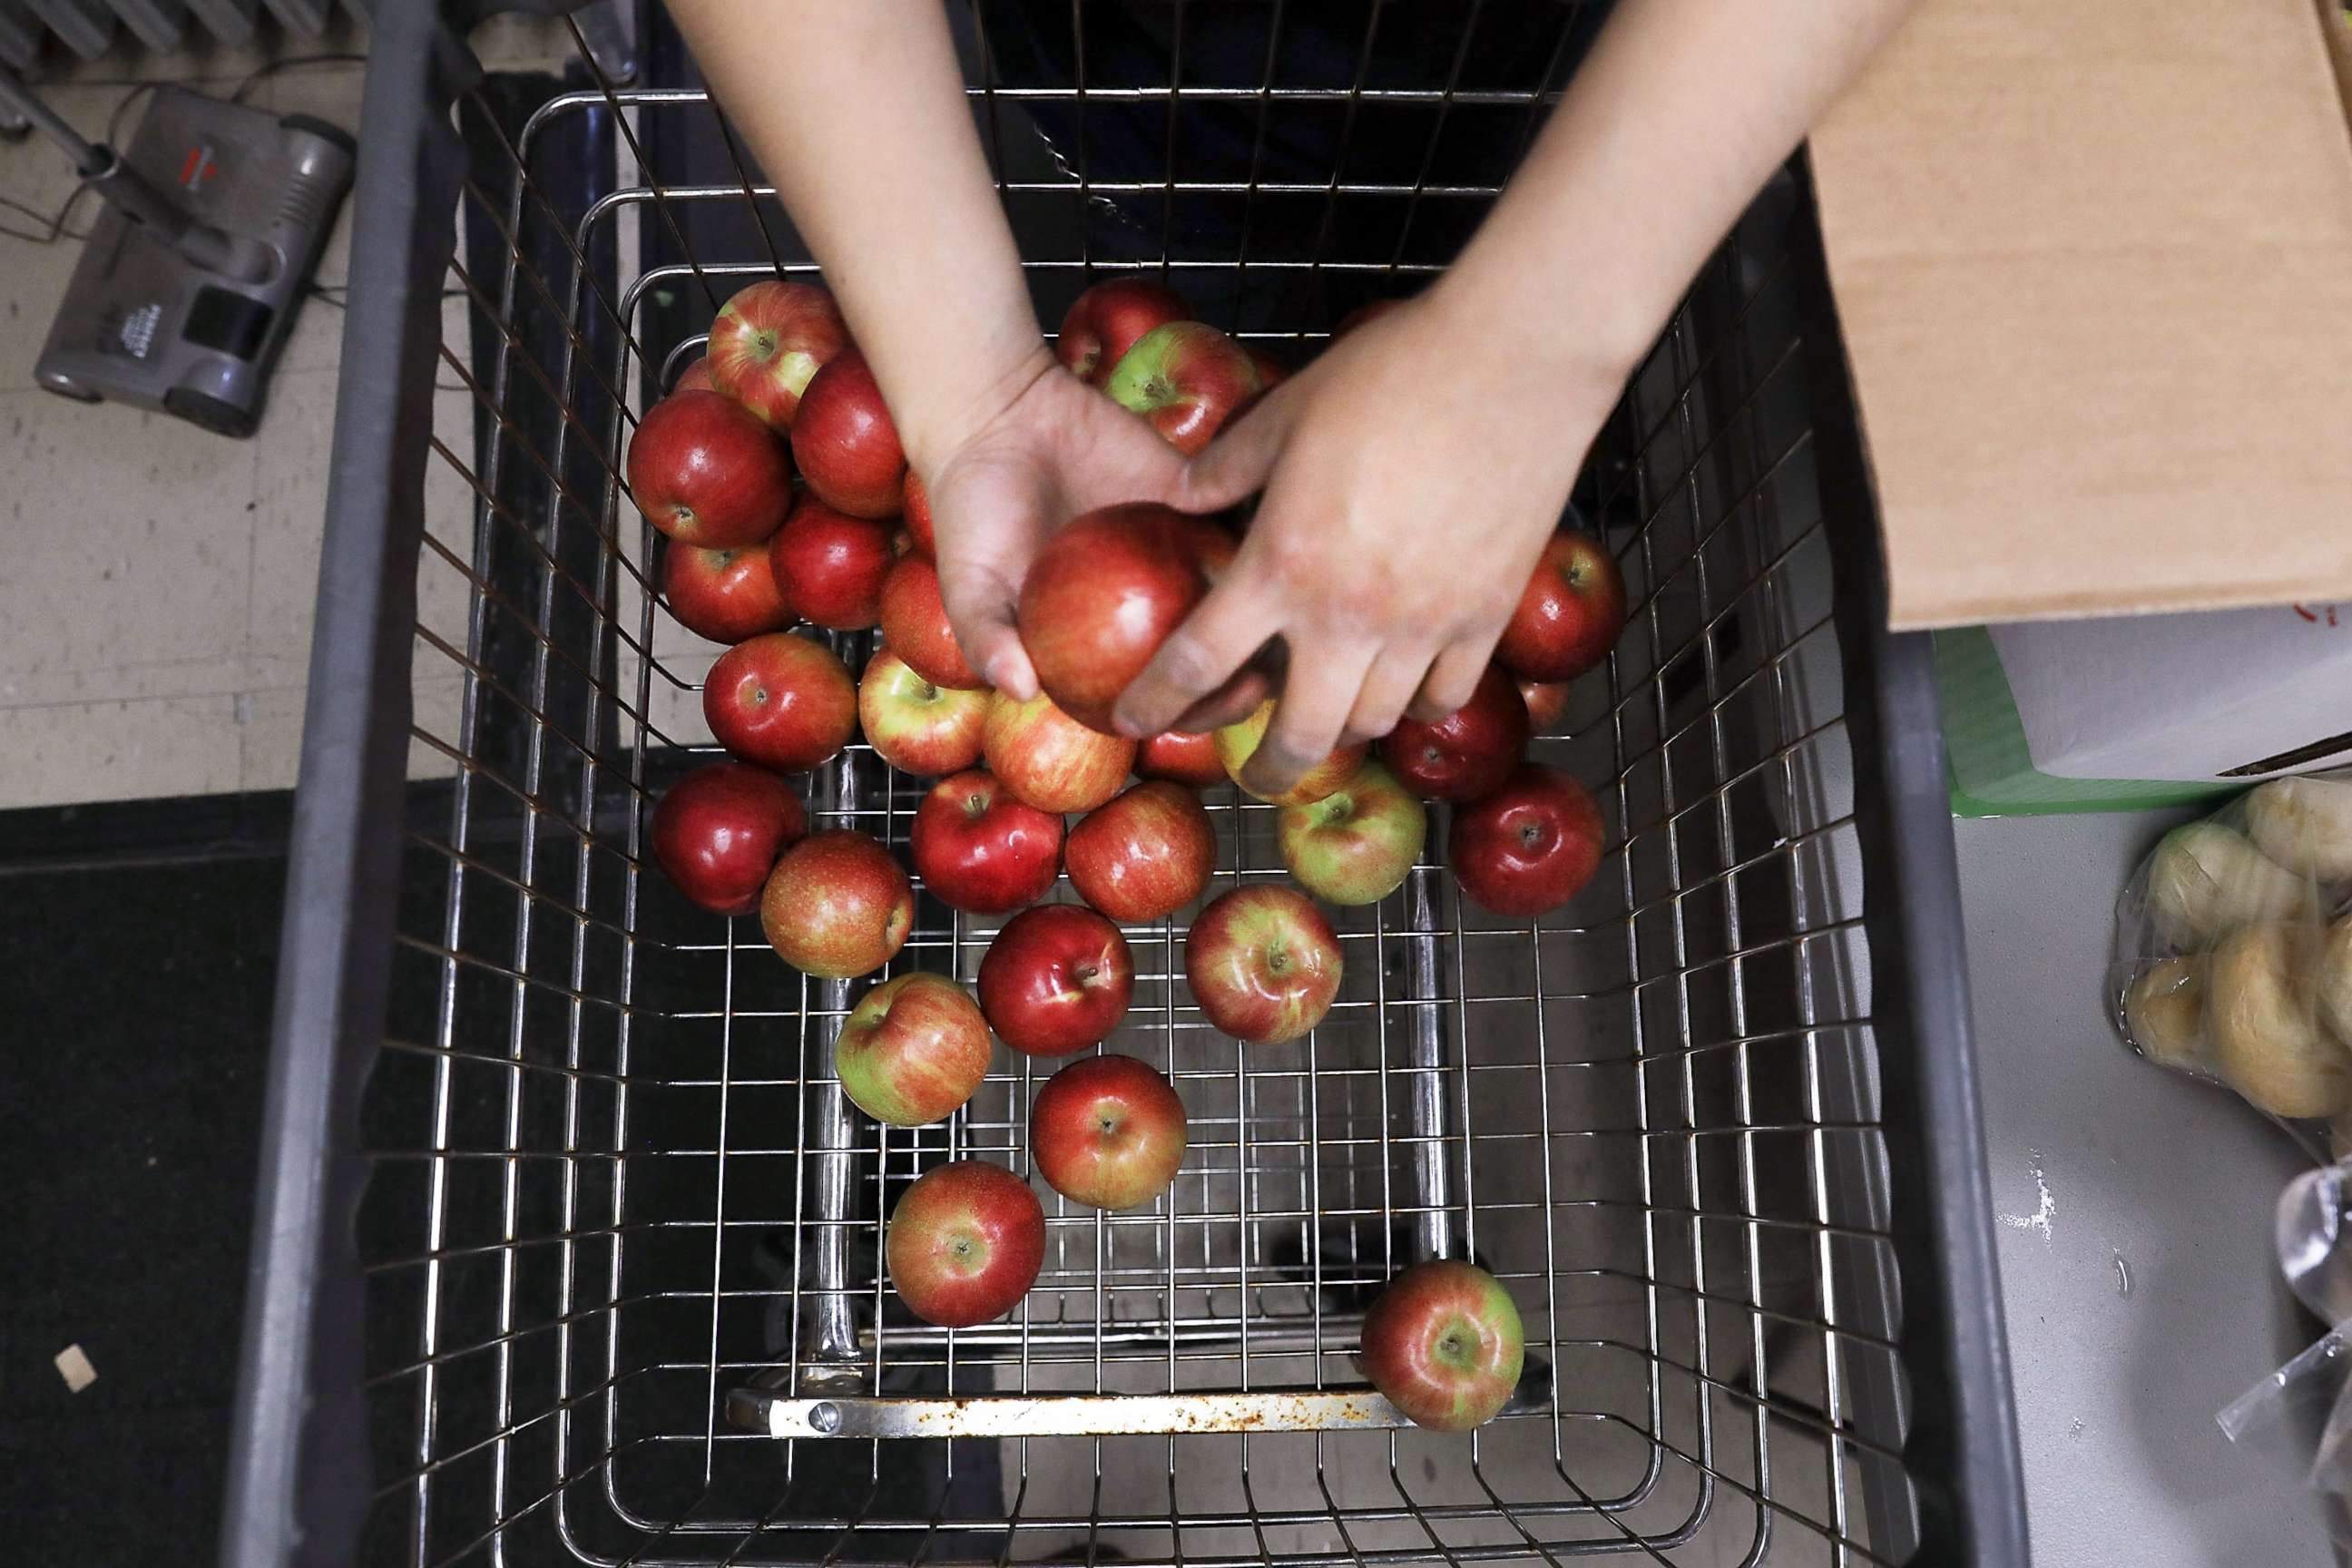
[2112,768,2352,1146]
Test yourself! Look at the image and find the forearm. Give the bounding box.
[1435,0,1914,383]
[668,0,1044,470]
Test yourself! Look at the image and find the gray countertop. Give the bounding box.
[1954,811,2334,1564]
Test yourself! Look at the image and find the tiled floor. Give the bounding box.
[0,13,573,810]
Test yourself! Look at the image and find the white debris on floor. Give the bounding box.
[53,1342,96,1393]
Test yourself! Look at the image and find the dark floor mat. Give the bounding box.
[0,855,285,1563]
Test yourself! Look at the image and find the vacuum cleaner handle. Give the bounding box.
[0,63,275,286]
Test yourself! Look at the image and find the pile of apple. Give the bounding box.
[628,275,1626,1434]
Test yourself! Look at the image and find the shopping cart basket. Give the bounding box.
[221,4,2027,1564]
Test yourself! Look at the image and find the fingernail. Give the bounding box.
[1111,707,1146,739]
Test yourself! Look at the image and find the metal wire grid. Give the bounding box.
[343,6,1917,1565]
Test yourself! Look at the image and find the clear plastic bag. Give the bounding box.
[2218,1161,2352,1534]
[2112,771,2352,1155]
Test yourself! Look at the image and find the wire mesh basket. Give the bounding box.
[223,5,2025,1566]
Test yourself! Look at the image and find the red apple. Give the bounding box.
[1448,763,1605,918]
[911,769,1063,915]
[1519,678,1570,735]
[1247,346,1289,388]
[649,761,807,915]
[1496,530,1628,682]
[1214,701,1365,807]
[1185,885,1342,1045]
[702,632,858,774]
[767,493,896,631]
[1056,275,1192,386]
[1065,780,1216,924]
[1378,663,1530,801]
[886,1161,1045,1328]
[626,389,792,548]
[879,554,987,691]
[1360,1259,1524,1432]
[706,279,848,429]
[1137,729,1226,790]
[1276,758,1426,906]
[1102,320,1265,456]
[984,692,1137,815]
[791,348,906,518]
[977,904,1134,1056]
[834,972,993,1127]
[674,354,716,394]
[1031,1054,1187,1210]
[663,539,794,644]
[1016,502,1219,733]
[858,647,989,776]
[760,829,914,979]
[902,469,936,556]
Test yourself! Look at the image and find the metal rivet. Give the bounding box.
[808,1401,841,1435]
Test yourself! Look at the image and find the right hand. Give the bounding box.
[918,350,1190,700]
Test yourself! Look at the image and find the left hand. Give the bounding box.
[919,350,1191,699]
[1111,289,1622,799]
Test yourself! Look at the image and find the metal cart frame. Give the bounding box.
[221,4,2026,1564]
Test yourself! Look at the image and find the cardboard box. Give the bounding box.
[1812,0,2352,810]
[1809,0,2352,628]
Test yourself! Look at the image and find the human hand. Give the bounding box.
[1110,291,1623,799]
[918,350,1191,699]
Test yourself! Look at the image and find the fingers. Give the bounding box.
[1406,641,1492,725]
[1242,644,1376,800]
[1112,574,1281,739]
[1342,644,1435,748]
[937,562,1038,701]
[1171,665,1275,737]
[1175,384,1298,515]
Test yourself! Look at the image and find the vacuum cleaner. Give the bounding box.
[0,65,355,437]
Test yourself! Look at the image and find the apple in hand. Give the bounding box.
[1056,275,1192,386]
[1185,885,1342,1045]
[663,539,793,644]
[706,279,848,429]
[1519,678,1570,735]
[1215,701,1364,807]
[674,355,715,393]
[1016,503,1221,733]
[984,692,1137,815]
[858,647,989,776]
[649,761,807,915]
[978,904,1134,1056]
[1360,1259,1524,1432]
[911,769,1064,915]
[1065,780,1216,924]
[1379,663,1530,801]
[1103,320,1265,456]
[1031,1054,1187,1210]
[1448,763,1605,917]
[879,554,987,691]
[1137,728,1226,790]
[902,469,936,556]
[835,972,993,1127]
[702,632,858,774]
[886,1161,1045,1328]
[1277,758,1426,906]
[791,348,906,518]
[1496,530,1628,682]
[768,493,897,631]
[760,829,914,979]
[626,389,792,548]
